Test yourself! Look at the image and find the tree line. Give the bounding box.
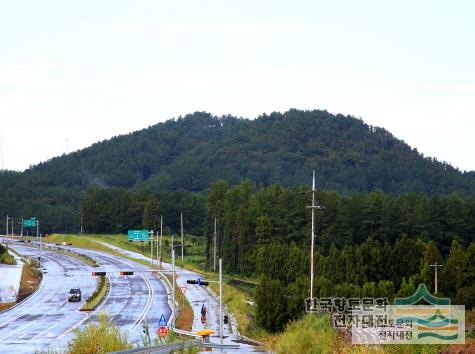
[2,109,475,234]
[203,181,475,332]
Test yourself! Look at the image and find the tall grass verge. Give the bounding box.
[273,314,448,354]
[66,313,133,354]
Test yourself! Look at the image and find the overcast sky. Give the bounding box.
[1,0,474,172]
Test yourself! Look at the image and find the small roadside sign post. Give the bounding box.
[158,314,167,327]
[158,326,168,337]
[157,314,168,338]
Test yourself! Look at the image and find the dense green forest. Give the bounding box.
[1,109,475,232]
[202,181,475,332]
[77,180,475,333]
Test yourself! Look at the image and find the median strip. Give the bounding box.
[80,275,110,311]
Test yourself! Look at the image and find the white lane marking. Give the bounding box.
[66,248,157,334]
[0,253,64,329]
[0,320,37,342]
[130,274,154,332]
[56,274,113,340]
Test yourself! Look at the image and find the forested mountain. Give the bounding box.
[1,109,475,232]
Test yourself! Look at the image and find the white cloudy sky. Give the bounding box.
[1,0,474,171]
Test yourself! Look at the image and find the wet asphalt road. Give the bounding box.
[0,242,171,354]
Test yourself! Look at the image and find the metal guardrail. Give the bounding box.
[170,327,200,338]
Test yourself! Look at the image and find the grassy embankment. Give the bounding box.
[164,274,194,331]
[0,246,42,312]
[271,313,453,354]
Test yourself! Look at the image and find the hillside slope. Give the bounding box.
[1,109,474,231]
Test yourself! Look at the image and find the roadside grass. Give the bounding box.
[81,275,109,311]
[207,281,256,337]
[0,251,16,265]
[272,313,448,354]
[168,274,194,331]
[66,312,133,354]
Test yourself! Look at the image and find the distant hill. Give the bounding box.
[1,109,474,231]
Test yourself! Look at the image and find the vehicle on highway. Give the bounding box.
[68,288,82,302]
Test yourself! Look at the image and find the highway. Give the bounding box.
[0,241,171,354]
[95,242,266,353]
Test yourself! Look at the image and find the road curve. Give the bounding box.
[0,241,171,354]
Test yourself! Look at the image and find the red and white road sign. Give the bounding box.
[201,315,206,324]
[179,286,187,294]
[158,326,168,337]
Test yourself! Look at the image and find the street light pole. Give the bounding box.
[180,212,184,264]
[5,215,10,248]
[214,218,217,272]
[37,219,41,267]
[430,263,443,294]
[172,249,176,327]
[219,258,223,346]
[159,215,163,268]
[150,230,154,265]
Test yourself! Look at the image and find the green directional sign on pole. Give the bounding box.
[128,230,149,242]
[23,218,37,227]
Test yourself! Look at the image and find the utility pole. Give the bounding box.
[180,212,184,264]
[219,258,223,345]
[80,217,83,235]
[21,218,24,237]
[430,263,443,294]
[159,216,163,267]
[172,249,176,327]
[37,219,41,267]
[150,230,154,265]
[156,230,159,265]
[307,170,323,308]
[5,215,9,248]
[213,218,217,272]
[171,233,174,256]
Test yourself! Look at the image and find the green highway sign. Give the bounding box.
[128,230,149,242]
[23,218,37,227]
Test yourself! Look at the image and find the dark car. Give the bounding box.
[68,288,82,302]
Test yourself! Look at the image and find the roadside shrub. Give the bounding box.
[66,313,132,354]
[0,252,16,265]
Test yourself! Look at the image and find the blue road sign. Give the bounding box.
[197,276,202,285]
[158,314,167,327]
